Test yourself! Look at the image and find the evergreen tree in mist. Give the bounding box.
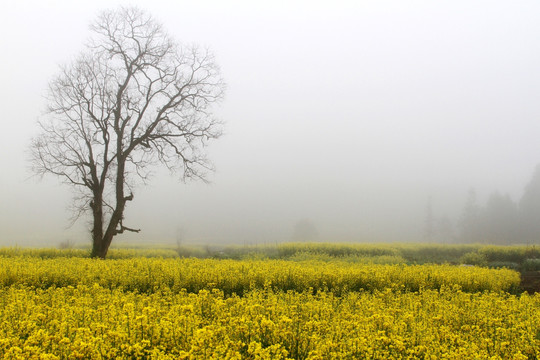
[423,197,435,242]
[483,191,518,244]
[459,190,519,244]
[458,164,540,245]
[437,216,455,244]
[519,164,540,245]
[459,189,483,243]
[292,219,319,242]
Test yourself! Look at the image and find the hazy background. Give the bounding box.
[1,0,540,247]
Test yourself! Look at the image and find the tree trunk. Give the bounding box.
[91,204,125,259]
[90,193,106,258]
[92,159,128,259]
[91,239,107,259]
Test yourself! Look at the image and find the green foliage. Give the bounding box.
[459,252,488,267]
[0,247,90,258]
[275,242,399,259]
[522,258,540,271]
[107,248,179,259]
[399,244,480,264]
[286,251,406,264]
[2,243,539,269]
[478,245,534,263]
[0,247,178,259]
[487,261,520,270]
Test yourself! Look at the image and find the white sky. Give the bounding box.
[1,0,540,246]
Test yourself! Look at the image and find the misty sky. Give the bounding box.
[1,0,540,246]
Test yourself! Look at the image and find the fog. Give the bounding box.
[1,0,540,247]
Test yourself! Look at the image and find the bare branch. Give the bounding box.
[29,6,224,258]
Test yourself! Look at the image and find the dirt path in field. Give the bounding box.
[520,271,540,293]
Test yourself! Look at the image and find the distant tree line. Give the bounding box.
[459,165,540,245]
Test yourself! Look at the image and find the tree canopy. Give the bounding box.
[30,7,224,258]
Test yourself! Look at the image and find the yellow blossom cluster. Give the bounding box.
[0,257,520,294]
[0,285,538,359]
[0,255,535,359]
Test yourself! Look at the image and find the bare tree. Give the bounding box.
[30,7,224,258]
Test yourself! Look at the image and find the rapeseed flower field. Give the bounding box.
[0,249,538,359]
